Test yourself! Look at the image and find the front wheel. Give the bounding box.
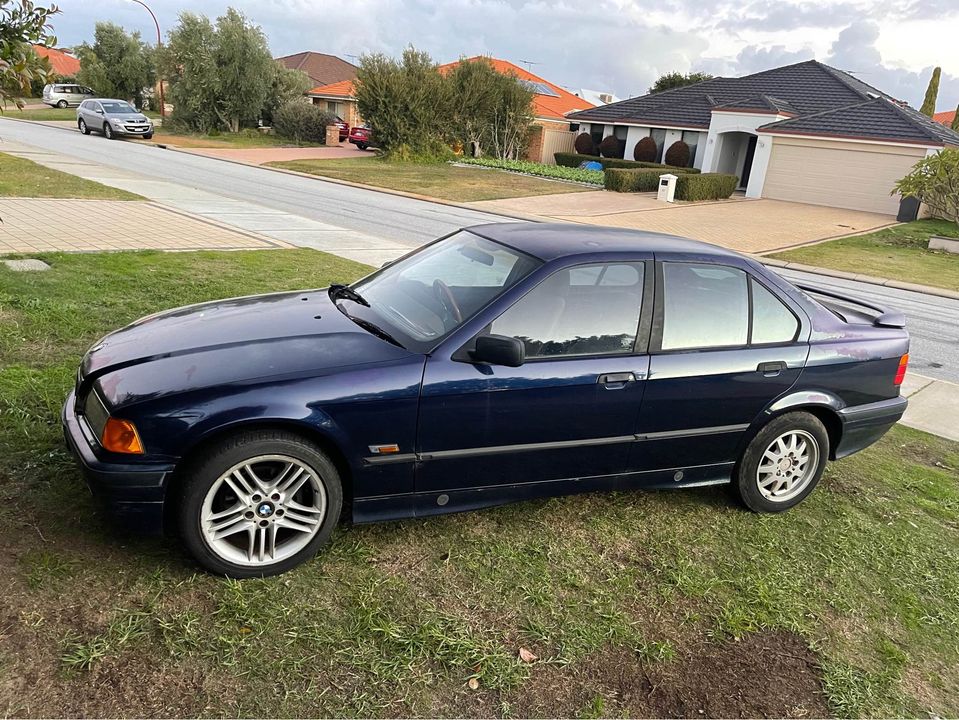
[103,123,115,140]
[78,118,89,135]
[733,412,828,512]
[143,133,153,140]
[177,430,342,578]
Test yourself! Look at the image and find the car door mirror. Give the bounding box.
[470,334,525,367]
[95,108,103,114]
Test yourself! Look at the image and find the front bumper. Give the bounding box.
[62,389,172,533]
[835,395,908,459]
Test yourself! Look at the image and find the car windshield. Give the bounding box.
[101,101,137,114]
[342,231,541,352]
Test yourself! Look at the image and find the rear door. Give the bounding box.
[628,259,808,474]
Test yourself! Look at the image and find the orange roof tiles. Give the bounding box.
[309,79,356,99]
[32,45,80,77]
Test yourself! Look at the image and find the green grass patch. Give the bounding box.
[0,249,957,716]
[144,127,324,149]
[267,157,595,202]
[0,152,142,200]
[770,219,959,292]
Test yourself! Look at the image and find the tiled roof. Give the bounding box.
[759,97,959,146]
[569,59,957,146]
[438,57,594,120]
[308,80,355,99]
[934,108,957,127]
[276,52,357,87]
[32,45,80,77]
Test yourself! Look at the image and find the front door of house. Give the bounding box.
[741,135,758,189]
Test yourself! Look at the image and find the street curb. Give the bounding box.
[757,257,959,300]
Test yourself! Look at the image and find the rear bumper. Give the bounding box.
[62,390,171,533]
[835,395,908,459]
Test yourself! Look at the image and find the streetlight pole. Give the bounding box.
[130,0,165,118]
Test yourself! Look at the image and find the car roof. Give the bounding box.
[466,222,740,262]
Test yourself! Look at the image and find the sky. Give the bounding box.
[48,0,959,111]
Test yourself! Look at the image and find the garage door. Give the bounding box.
[761,137,925,215]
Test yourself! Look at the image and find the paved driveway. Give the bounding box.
[466,192,897,254]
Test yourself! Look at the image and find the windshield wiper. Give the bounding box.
[328,284,370,307]
[346,315,405,349]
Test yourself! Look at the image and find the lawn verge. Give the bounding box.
[266,157,596,202]
[768,219,959,293]
[0,250,957,717]
[0,152,142,200]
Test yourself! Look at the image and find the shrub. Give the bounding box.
[573,132,595,155]
[554,152,700,172]
[633,136,657,162]
[675,173,739,201]
[605,167,720,194]
[664,140,690,168]
[895,148,959,228]
[604,168,672,193]
[456,157,604,185]
[598,134,623,158]
[272,100,336,144]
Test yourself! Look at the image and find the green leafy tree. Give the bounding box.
[895,148,959,229]
[75,22,155,106]
[919,66,941,117]
[1,0,59,110]
[355,46,451,159]
[212,7,274,132]
[161,12,218,132]
[262,63,311,125]
[648,71,713,94]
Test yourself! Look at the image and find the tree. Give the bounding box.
[75,22,155,106]
[895,148,959,229]
[1,0,59,110]
[355,47,451,158]
[447,57,502,156]
[164,8,275,133]
[263,63,311,125]
[919,66,941,117]
[648,71,713,94]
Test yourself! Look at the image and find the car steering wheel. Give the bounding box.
[433,279,463,323]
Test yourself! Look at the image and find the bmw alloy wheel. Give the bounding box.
[756,430,819,503]
[200,454,328,566]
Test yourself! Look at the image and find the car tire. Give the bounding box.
[357,143,368,150]
[78,119,89,135]
[143,133,153,140]
[57,100,68,108]
[732,412,828,513]
[103,123,114,140]
[177,429,343,578]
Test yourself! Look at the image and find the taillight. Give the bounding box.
[894,353,909,386]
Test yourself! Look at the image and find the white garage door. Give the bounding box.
[762,137,926,215]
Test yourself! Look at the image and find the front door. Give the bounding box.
[416,260,653,508]
[740,135,758,189]
[628,261,807,476]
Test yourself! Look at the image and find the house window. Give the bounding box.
[650,128,667,163]
[568,122,580,132]
[613,125,628,140]
[590,125,604,148]
[682,131,699,167]
[326,101,341,115]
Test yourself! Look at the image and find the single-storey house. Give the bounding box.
[308,79,361,128]
[568,60,959,215]
[276,51,357,88]
[32,45,80,78]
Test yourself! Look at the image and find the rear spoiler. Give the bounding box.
[795,283,906,328]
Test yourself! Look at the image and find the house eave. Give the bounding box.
[761,128,943,148]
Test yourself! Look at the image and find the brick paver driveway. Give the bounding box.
[466,192,897,254]
[0,198,286,253]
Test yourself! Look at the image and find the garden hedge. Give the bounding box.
[605,169,737,199]
[555,152,700,172]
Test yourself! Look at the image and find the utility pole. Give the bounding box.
[130,0,165,118]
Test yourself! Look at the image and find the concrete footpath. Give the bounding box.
[900,373,959,442]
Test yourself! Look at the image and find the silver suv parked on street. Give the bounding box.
[77,99,154,140]
[42,83,95,108]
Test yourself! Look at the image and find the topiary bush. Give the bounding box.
[664,140,690,168]
[598,134,623,158]
[273,100,337,144]
[573,132,595,155]
[675,173,739,201]
[633,136,658,162]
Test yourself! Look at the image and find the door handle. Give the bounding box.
[757,361,787,377]
[598,372,636,388]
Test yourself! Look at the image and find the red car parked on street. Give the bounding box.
[332,116,350,141]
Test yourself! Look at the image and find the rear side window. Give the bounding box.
[660,263,799,350]
[661,264,748,350]
[751,280,799,344]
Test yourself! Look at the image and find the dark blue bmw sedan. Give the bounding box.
[63,224,910,577]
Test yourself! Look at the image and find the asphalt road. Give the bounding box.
[2,117,957,383]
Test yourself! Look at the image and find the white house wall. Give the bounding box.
[746,134,774,198]
[575,123,707,167]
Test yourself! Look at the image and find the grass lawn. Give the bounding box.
[267,157,596,202]
[0,152,141,200]
[770,219,959,292]
[1,250,958,717]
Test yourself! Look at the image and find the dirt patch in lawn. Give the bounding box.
[502,630,828,718]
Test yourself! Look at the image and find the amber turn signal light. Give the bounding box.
[101,417,144,454]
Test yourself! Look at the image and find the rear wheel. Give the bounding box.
[733,412,828,512]
[78,118,89,135]
[56,99,68,108]
[103,123,115,140]
[177,429,342,577]
[357,142,368,150]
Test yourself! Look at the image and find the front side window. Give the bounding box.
[661,263,748,350]
[348,231,541,351]
[491,262,645,359]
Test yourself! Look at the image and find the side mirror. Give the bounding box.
[95,109,103,114]
[470,334,525,367]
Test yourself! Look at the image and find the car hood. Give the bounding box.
[81,289,415,403]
